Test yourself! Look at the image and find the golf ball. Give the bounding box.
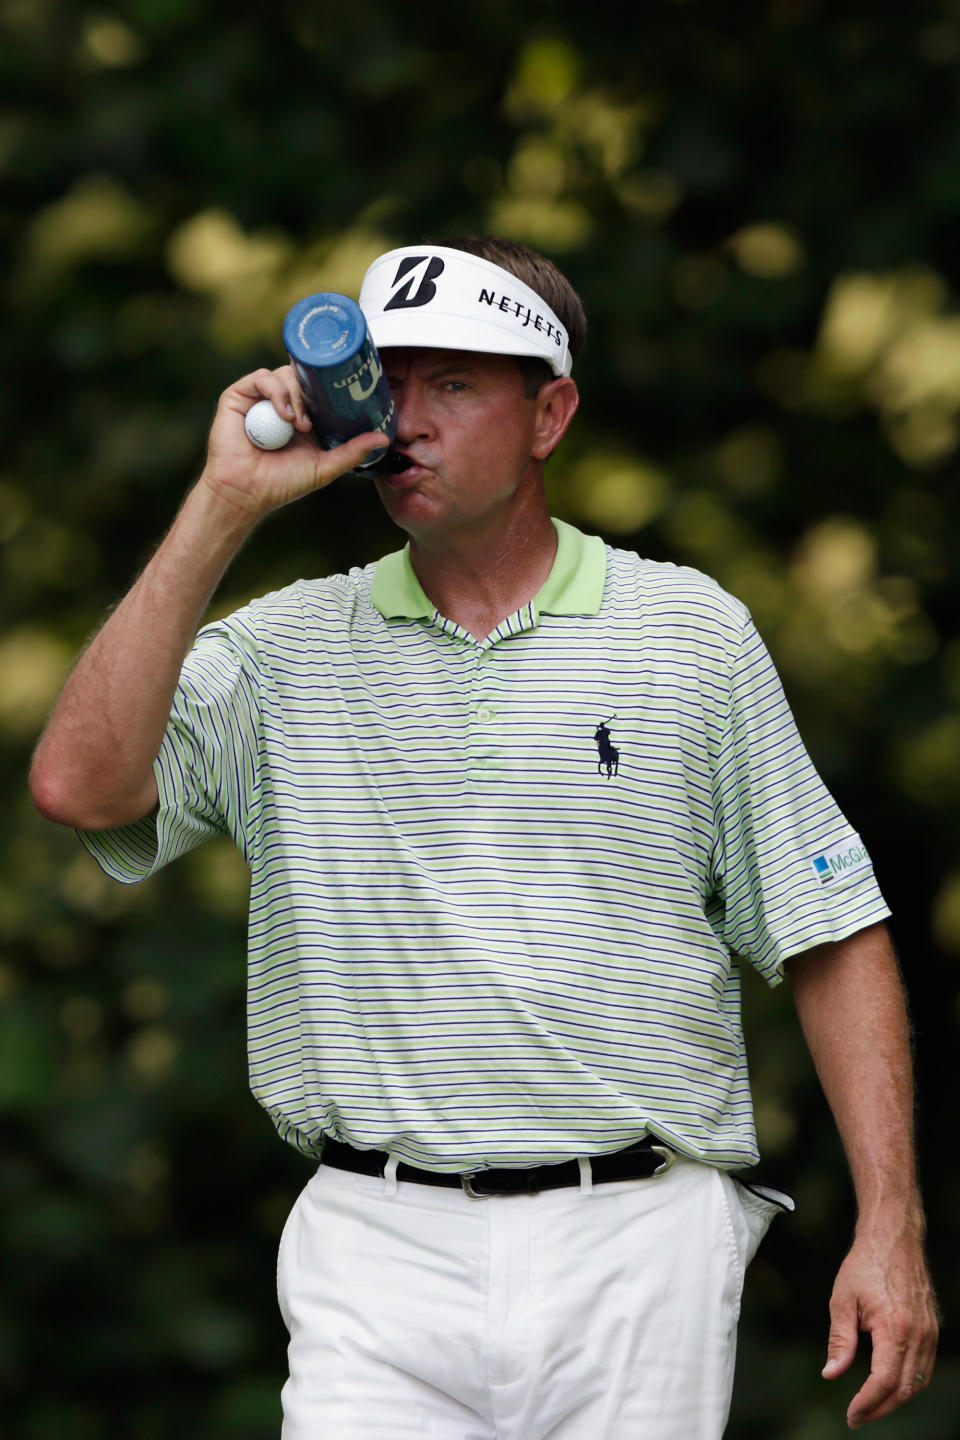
[244,399,295,450]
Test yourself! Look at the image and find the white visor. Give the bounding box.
[358,245,573,377]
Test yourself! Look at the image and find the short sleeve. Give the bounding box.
[709,612,891,985]
[76,614,262,884]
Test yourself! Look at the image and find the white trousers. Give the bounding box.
[277,1151,789,1440]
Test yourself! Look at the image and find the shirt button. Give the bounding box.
[476,707,493,722]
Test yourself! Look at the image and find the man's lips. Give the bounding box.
[383,449,412,475]
[382,452,431,486]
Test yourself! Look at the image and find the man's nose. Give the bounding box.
[392,382,436,447]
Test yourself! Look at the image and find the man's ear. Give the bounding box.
[531,377,579,461]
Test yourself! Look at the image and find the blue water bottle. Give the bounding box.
[283,293,397,471]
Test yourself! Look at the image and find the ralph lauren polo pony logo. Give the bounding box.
[593,717,620,778]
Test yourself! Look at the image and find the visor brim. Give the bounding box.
[365,311,570,377]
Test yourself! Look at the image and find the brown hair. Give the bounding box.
[428,234,587,396]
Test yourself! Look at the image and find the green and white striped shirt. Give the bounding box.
[80,519,890,1171]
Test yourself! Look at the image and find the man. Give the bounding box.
[30,236,937,1438]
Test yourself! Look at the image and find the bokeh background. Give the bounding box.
[2,1,958,1435]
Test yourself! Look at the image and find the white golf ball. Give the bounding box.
[244,399,295,450]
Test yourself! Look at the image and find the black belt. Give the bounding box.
[320,1135,677,1198]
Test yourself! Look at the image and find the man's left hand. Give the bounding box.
[821,1221,939,1428]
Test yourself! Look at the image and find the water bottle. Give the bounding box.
[282,293,398,472]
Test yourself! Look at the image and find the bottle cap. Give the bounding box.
[283,294,367,368]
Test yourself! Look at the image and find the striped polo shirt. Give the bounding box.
[79,518,891,1172]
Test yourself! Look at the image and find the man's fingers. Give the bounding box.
[272,365,310,429]
[822,1295,859,1379]
[845,1314,939,1428]
[843,1310,907,1426]
[849,1332,938,1428]
[232,367,306,427]
[846,1355,905,1428]
[321,430,389,475]
[853,1314,909,1422]
[231,369,387,456]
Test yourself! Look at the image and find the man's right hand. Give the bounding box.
[200,365,388,521]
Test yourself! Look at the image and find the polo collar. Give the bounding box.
[370,519,606,622]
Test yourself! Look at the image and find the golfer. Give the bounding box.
[31,236,937,1438]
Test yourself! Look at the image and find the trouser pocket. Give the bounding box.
[731,1179,795,1266]
[276,1172,315,1333]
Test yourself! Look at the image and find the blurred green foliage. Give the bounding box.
[2,0,958,1434]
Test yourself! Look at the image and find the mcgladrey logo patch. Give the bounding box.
[810,837,872,885]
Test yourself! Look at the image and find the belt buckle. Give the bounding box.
[460,1170,529,1199]
[460,1171,489,1199]
[648,1143,676,1177]
[460,1169,541,1198]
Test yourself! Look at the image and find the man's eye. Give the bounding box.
[443,380,468,392]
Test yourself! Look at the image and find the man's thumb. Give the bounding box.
[822,1300,858,1378]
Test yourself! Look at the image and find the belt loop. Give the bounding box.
[577,1156,594,1195]
[383,1153,400,1197]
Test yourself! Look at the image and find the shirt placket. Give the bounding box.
[467,634,502,786]
[429,606,538,789]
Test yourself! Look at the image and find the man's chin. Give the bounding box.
[373,475,444,528]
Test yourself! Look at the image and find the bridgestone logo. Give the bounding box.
[384,255,445,310]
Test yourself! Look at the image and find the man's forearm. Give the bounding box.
[788,919,938,1428]
[29,482,258,831]
[787,920,922,1228]
[30,365,388,833]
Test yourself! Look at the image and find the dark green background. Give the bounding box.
[2,1,957,1435]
